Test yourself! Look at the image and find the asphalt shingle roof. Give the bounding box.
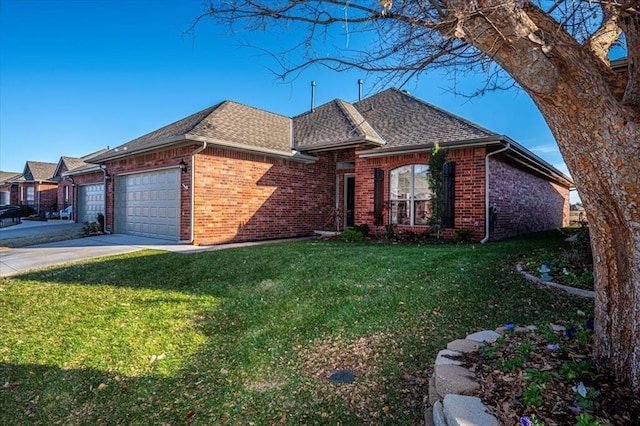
[353,88,497,148]
[93,101,293,162]
[0,171,22,183]
[294,99,385,149]
[60,156,90,172]
[91,88,501,162]
[23,161,57,181]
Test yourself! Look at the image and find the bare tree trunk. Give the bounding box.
[542,108,640,391]
[446,0,640,389]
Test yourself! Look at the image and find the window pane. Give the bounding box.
[390,166,411,200]
[414,200,431,225]
[391,200,410,225]
[413,165,431,200]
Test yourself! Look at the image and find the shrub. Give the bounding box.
[353,223,370,236]
[96,213,105,232]
[82,214,105,236]
[340,229,364,242]
[385,223,395,239]
[452,228,474,243]
[19,205,34,217]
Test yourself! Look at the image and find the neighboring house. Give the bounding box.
[88,88,572,244]
[16,161,58,215]
[0,171,22,206]
[54,149,108,223]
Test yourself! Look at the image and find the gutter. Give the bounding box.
[481,142,511,244]
[188,142,208,244]
[358,137,503,158]
[94,135,318,164]
[62,165,103,177]
[297,136,386,153]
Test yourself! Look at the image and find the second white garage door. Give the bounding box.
[78,184,104,224]
[115,169,180,240]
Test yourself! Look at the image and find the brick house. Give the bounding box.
[88,88,572,244]
[54,150,107,223]
[0,171,22,206]
[14,161,58,215]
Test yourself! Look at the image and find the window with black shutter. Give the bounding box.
[373,168,384,226]
[442,162,456,228]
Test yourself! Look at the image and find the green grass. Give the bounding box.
[0,231,593,424]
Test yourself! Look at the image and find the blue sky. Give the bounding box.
[1,0,577,200]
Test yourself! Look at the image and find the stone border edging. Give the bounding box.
[516,263,594,298]
[425,329,500,426]
[425,324,571,426]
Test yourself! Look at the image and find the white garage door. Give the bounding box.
[78,184,104,224]
[115,169,180,240]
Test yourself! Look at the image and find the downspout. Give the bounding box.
[36,182,41,215]
[100,165,109,231]
[480,142,510,244]
[65,175,75,220]
[189,142,208,244]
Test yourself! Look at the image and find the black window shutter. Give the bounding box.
[373,168,384,226]
[442,162,456,228]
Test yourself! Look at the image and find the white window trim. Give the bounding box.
[389,164,430,226]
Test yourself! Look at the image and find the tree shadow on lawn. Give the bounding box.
[1,239,594,424]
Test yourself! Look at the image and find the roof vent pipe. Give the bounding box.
[358,79,363,101]
[311,81,316,112]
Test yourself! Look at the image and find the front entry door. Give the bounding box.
[345,175,355,227]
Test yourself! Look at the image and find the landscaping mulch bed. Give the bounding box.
[460,325,640,425]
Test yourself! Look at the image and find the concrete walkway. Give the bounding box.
[0,229,315,277]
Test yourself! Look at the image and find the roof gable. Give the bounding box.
[54,149,108,177]
[23,161,57,182]
[54,157,87,177]
[293,99,385,150]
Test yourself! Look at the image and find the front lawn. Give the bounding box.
[0,231,592,424]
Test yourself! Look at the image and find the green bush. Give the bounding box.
[385,223,395,239]
[340,229,364,242]
[353,223,370,236]
[19,205,34,217]
[96,213,105,232]
[452,228,474,243]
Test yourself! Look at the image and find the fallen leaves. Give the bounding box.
[462,327,640,425]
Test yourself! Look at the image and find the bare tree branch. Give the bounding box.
[587,5,623,63]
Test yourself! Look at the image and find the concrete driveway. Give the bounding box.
[0,218,83,239]
[0,221,315,277]
[0,232,202,277]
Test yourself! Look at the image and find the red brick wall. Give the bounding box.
[68,171,105,222]
[333,149,356,231]
[489,156,569,240]
[354,147,487,241]
[0,184,19,205]
[57,163,71,212]
[18,182,57,215]
[96,143,568,245]
[102,146,195,239]
[192,147,336,245]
